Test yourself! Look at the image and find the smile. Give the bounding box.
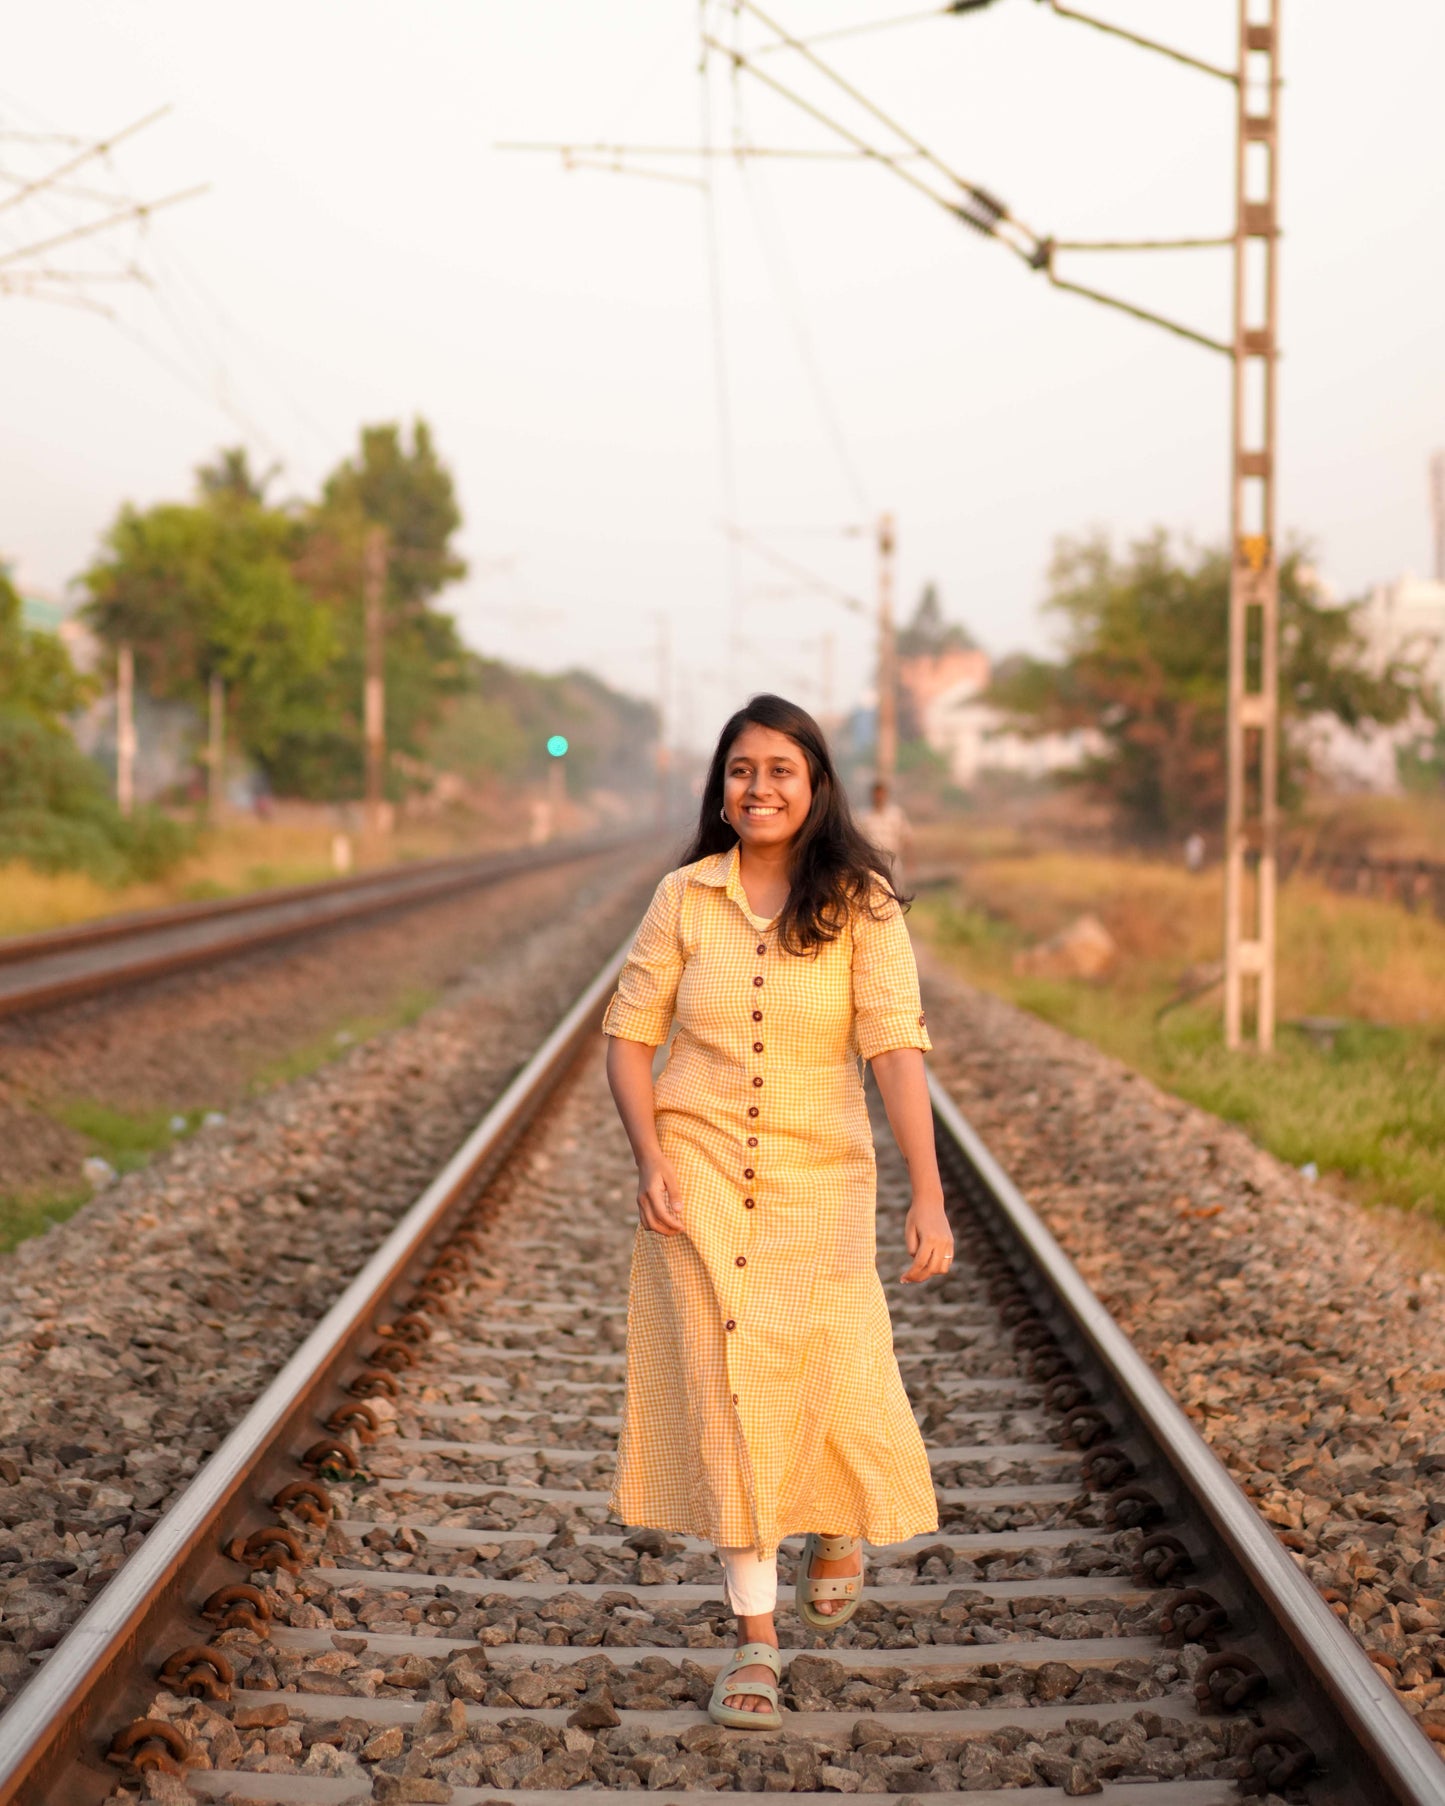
[744,806,781,816]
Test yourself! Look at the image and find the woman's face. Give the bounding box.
[722,724,814,852]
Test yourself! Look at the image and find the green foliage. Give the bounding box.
[990,530,1435,838]
[0,708,190,884]
[279,420,470,798]
[81,485,335,777]
[0,571,91,724]
[318,420,467,609]
[428,659,659,792]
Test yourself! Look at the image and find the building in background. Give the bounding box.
[900,641,1101,789]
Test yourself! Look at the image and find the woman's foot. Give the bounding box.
[724,1612,779,1714]
[808,1536,862,1615]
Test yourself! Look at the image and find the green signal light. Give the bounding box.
[546,735,569,758]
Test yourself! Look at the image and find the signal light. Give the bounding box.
[546,735,569,758]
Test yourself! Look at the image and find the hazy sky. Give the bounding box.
[3,2,1443,749]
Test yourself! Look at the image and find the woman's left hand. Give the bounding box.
[901,1193,954,1284]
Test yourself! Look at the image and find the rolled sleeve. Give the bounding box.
[851,890,932,1060]
[602,872,685,1046]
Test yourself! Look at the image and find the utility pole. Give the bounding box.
[1429,450,1445,584]
[1223,0,1282,1051]
[875,511,897,793]
[656,614,672,826]
[116,644,135,818]
[207,672,225,817]
[362,526,388,844]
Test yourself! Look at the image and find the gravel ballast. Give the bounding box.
[921,956,1445,1751]
[0,853,657,1712]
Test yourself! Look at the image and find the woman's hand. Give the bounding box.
[901,1191,953,1283]
[636,1155,685,1236]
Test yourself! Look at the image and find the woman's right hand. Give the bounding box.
[636,1155,684,1235]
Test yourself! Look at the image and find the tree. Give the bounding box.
[989,529,1435,839]
[897,582,977,659]
[196,445,279,505]
[318,419,466,608]
[0,570,91,724]
[81,466,335,784]
[283,419,469,798]
[0,569,185,882]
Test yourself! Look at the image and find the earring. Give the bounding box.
[720,806,730,825]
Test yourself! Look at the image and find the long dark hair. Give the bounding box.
[681,693,904,954]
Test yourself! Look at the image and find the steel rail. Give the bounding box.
[0,833,642,1019]
[929,1075,1445,1806]
[0,939,631,1805]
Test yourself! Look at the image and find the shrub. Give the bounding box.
[0,708,190,885]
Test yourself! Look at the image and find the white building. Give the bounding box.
[1305,574,1445,794]
[900,649,1103,789]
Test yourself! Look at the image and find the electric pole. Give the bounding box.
[116,644,135,818]
[362,525,389,844]
[207,672,225,816]
[1223,0,1282,1051]
[875,511,897,793]
[1429,450,1445,584]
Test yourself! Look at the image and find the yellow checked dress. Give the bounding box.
[601,845,939,1558]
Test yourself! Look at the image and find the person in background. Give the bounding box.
[860,779,911,888]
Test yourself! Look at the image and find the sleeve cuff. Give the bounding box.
[857,1013,933,1060]
[601,994,671,1046]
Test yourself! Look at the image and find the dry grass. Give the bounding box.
[911,819,1445,1237]
[0,812,519,940]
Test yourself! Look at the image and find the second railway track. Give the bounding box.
[0,834,640,1021]
[0,944,1439,1804]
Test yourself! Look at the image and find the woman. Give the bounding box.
[603,694,953,1729]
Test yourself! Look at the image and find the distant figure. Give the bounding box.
[1184,832,1206,874]
[860,781,912,887]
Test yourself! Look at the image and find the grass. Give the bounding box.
[0,1186,91,1254]
[912,832,1445,1230]
[249,986,440,1090]
[0,983,443,1257]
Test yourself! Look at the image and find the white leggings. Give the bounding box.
[715,1544,778,1616]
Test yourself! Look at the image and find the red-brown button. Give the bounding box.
[744,1199,755,1209]
[752,1010,763,1022]
[725,1319,736,1331]
[743,1168,755,1179]
[747,1136,758,1147]
[748,1106,759,1118]
[731,1393,739,1404]
[752,1076,763,1088]
[756,944,767,956]
[752,976,764,988]
[735,1255,747,1267]
[753,1042,764,1053]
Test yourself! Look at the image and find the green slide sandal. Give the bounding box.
[707,1641,783,1729]
[795,1532,865,1630]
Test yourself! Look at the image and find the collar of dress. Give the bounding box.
[690,845,774,933]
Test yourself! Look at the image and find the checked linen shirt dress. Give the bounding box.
[601,846,940,1558]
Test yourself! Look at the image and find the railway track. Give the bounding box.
[0,943,1439,1804]
[0,835,636,1021]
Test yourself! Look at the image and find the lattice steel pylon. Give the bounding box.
[1223,0,1282,1051]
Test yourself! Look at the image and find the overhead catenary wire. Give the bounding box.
[736,151,872,516]
[726,0,1043,248]
[698,1,746,692]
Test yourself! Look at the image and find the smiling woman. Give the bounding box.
[601,692,952,1726]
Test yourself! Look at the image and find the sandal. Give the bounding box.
[795,1533,865,1630]
[707,1640,783,1729]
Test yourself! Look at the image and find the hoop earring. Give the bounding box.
[720,807,730,826]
